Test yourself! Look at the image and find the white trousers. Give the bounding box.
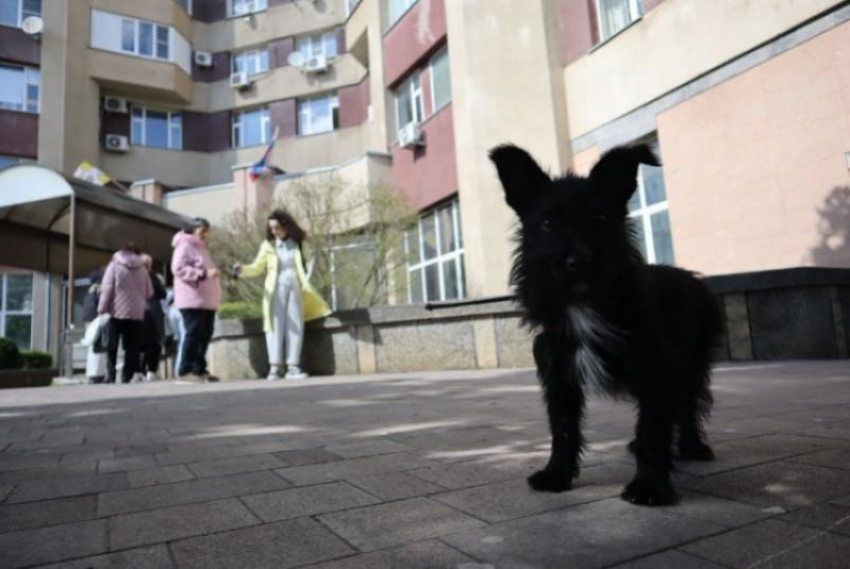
[265,269,304,367]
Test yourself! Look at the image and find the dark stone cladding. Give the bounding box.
[0,25,40,66]
[0,109,37,157]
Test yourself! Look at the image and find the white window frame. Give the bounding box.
[0,271,34,350]
[120,17,170,61]
[297,94,340,136]
[131,107,183,150]
[297,31,338,60]
[229,0,267,17]
[394,72,423,133]
[596,0,643,41]
[232,48,270,76]
[428,46,451,115]
[405,200,465,303]
[628,161,673,265]
[232,107,271,148]
[0,0,42,29]
[388,0,418,28]
[0,64,39,113]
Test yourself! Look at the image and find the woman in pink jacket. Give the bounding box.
[171,218,222,383]
[98,243,153,384]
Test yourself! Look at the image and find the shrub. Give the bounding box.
[218,302,262,320]
[20,350,53,369]
[0,337,22,370]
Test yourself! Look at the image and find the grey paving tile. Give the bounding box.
[114,444,169,458]
[304,539,475,568]
[326,439,413,459]
[684,460,850,509]
[0,485,12,502]
[275,452,435,486]
[317,497,486,552]
[110,498,258,550]
[443,498,723,569]
[242,481,380,522]
[0,454,60,472]
[0,519,108,568]
[611,550,727,568]
[7,472,129,504]
[170,517,354,569]
[0,495,97,533]
[127,464,195,488]
[187,453,289,479]
[667,491,775,528]
[10,432,85,451]
[98,455,158,473]
[35,545,175,568]
[790,447,850,471]
[0,459,97,486]
[98,470,291,516]
[682,519,850,568]
[275,448,343,466]
[408,454,540,490]
[780,502,850,536]
[348,471,446,501]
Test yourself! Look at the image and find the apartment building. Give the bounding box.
[1,0,849,354]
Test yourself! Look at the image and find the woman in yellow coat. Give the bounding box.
[234,209,331,380]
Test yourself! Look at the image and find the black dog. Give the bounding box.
[490,144,722,506]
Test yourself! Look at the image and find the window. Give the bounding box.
[429,47,451,113]
[346,0,362,17]
[597,0,643,41]
[394,73,423,132]
[388,0,417,27]
[233,107,271,147]
[406,200,465,303]
[131,107,182,150]
[298,94,339,136]
[628,143,674,265]
[0,272,33,350]
[120,18,170,60]
[0,155,19,169]
[297,32,338,60]
[0,0,41,29]
[230,0,267,16]
[232,49,269,76]
[0,64,39,113]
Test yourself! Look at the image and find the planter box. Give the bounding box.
[0,368,58,388]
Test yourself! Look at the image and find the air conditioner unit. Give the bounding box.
[398,123,423,149]
[103,96,128,114]
[104,134,130,153]
[304,54,328,74]
[233,2,251,15]
[194,51,214,68]
[230,71,252,89]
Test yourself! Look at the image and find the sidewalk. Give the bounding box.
[1,361,850,568]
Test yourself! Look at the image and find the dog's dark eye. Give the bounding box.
[541,218,552,232]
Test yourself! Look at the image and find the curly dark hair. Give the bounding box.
[266,208,307,243]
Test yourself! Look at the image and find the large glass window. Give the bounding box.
[0,272,33,350]
[298,94,339,136]
[597,0,643,41]
[394,73,423,132]
[388,0,418,27]
[120,18,169,61]
[0,64,39,113]
[297,32,338,60]
[430,47,451,113]
[232,49,270,76]
[406,200,465,303]
[131,107,182,150]
[232,107,271,147]
[628,141,674,265]
[0,0,41,28]
[230,0,267,16]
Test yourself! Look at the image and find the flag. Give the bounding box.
[73,161,112,186]
[248,127,281,182]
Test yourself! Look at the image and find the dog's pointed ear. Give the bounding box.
[489,144,551,216]
[590,144,660,202]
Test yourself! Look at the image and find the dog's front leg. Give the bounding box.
[528,330,585,493]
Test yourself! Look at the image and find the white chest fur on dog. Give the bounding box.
[567,305,621,393]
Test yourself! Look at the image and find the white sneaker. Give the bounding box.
[267,366,282,381]
[285,366,308,380]
[145,371,158,382]
[130,372,144,383]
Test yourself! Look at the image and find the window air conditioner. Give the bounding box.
[194,51,214,67]
[398,123,423,149]
[104,134,130,153]
[230,71,252,89]
[103,96,129,114]
[304,54,328,74]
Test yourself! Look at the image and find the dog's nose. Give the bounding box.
[565,256,580,271]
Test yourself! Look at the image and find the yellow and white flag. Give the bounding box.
[73,161,112,186]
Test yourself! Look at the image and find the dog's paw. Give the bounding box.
[528,469,573,493]
[677,441,715,462]
[620,478,678,506]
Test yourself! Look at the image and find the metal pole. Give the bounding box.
[63,196,76,379]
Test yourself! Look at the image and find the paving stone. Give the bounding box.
[0,519,108,568]
[0,485,12,502]
[780,502,850,536]
[170,517,354,569]
[408,454,540,490]
[0,495,96,533]
[187,453,289,479]
[682,519,850,568]
[0,454,60,472]
[791,447,850,471]
[443,498,723,569]
[667,491,775,528]
[317,497,486,552]
[110,498,259,550]
[305,539,475,568]
[0,459,97,486]
[35,544,175,568]
[274,448,343,466]
[242,481,380,522]
[10,432,85,451]
[348,471,446,501]
[275,452,435,486]
[98,455,158,473]
[7,472,129,504]
[98,470,291,516]
[611,550,727,568]
[127,464,195,488]
[325,439,413,458]
[683,460,850,509]
[114,444,169,458]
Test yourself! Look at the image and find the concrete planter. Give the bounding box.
[0,368,58,388]
[207,267,850,379]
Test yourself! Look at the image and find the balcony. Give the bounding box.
[88,49,193,103]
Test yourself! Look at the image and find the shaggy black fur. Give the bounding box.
[490,143,723,506]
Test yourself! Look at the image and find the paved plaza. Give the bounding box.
[1,361,850,568]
